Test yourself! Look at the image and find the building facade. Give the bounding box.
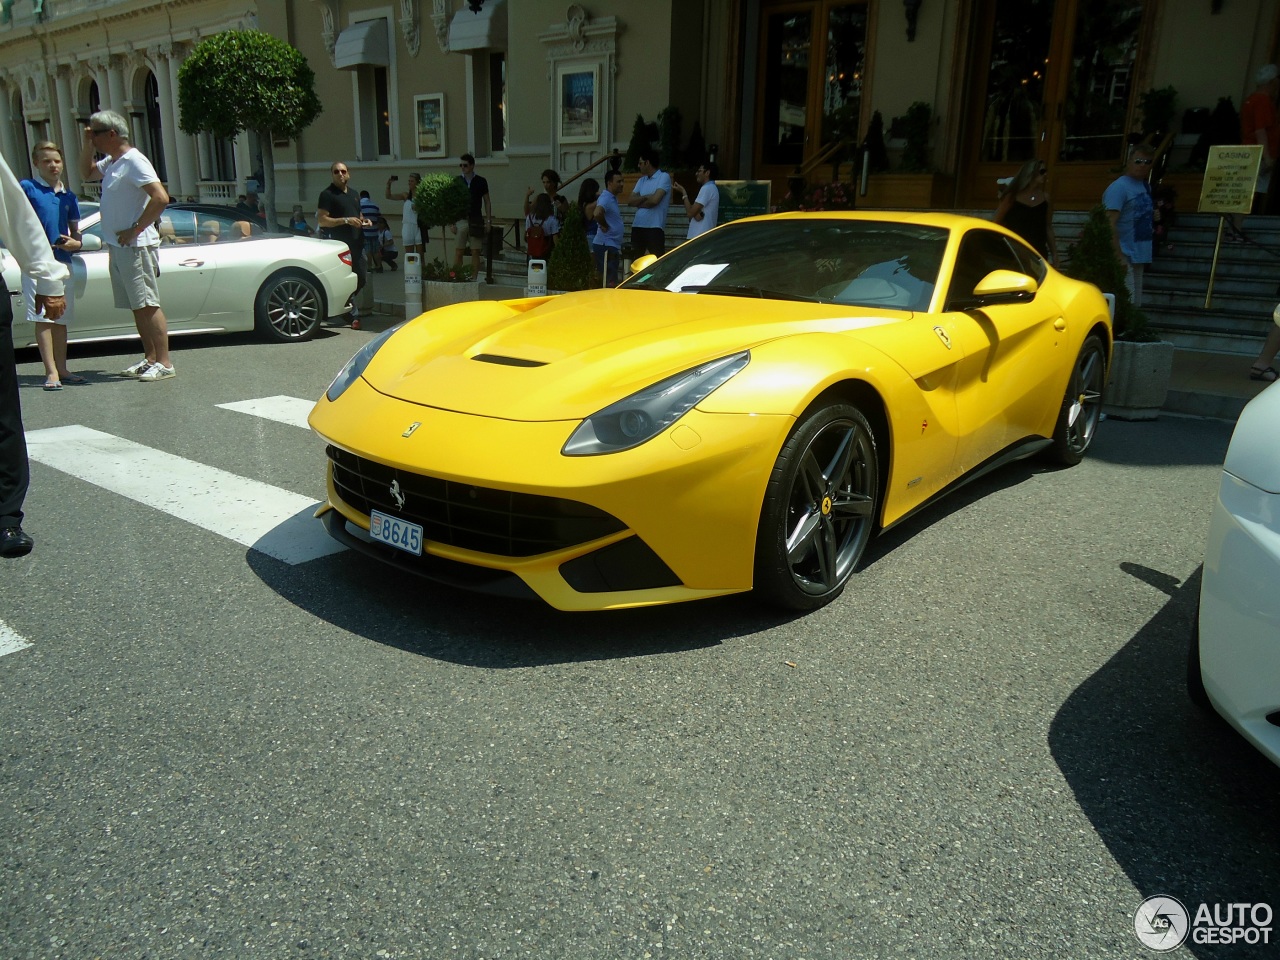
[2,1,1278,223]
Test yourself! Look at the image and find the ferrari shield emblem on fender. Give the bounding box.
[402,422,421,437]
[933,326,952,349]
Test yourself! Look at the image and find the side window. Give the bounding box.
[164,209,198,244]
[1007,236,1048,284]
[945,229,1026,309]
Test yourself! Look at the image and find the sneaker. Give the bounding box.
[120,357,152,378]
[138,363,176,382]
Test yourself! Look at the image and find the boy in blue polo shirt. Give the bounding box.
[20,141,83,390]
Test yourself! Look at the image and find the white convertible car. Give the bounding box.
[4,204,358,347]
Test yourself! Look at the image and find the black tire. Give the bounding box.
[754,403,879,611]
[1188,597,1211,709]
[1047,334,1106,465]
[254,270,325,343]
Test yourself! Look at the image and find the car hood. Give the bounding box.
[362,289,910,421]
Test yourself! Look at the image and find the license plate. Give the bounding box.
[369,509,423,556]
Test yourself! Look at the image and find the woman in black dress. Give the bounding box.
[994,159,1059,264]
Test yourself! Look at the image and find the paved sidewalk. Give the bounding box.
[356,267,1272,421]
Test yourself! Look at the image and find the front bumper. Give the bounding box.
[309,377,793,611]
[1199,470,1280,769]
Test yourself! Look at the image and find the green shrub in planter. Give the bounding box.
[1063,204,1157,341]
[548,205,599,292]
[413,173,469,247]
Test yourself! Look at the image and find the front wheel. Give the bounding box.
[753,403,880,611]
[1048,334,1107,465]
[255,270,325,343]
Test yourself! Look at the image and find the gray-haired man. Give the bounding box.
[79,109,174,381]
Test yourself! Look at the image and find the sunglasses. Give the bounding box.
[1133,158,1153,165]
[89,127,111,135]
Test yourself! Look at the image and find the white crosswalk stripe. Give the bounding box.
[216,395,317,430]
[25,423,346,565]
[0,620,33,658]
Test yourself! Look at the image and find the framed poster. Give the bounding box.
[557,65,598,144]
[415,94,446,159]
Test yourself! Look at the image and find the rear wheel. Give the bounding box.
[1048,334,1106,465]
[255,270,325,342]
[753,403,879,611]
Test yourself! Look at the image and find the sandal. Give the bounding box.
[42,380,62,391]
[1249,365,1279,382]
[60,374,89,385]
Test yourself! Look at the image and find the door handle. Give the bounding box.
[178,259,205,267]
[1054,317,1067,331]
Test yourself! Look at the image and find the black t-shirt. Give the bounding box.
[317,183,361,250]
[461,174,489,223]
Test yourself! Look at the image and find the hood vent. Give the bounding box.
[473,353,546,368]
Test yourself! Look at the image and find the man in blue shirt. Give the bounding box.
[592,170,625,287]
[626,147,671,257]
[1103,145,1155,306]
[20,141,82,390]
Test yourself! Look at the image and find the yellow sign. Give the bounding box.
[1197,145,1263,213]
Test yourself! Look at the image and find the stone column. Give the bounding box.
[54,67,80,193]
[0,82,20,173]
[167,49,198,199]
[152,47,181,199]
[233,133,251,194]
[105,57,125,114]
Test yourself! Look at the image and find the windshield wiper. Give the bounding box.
[681,283,813,302]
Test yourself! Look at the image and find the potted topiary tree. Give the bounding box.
[413,173,479,310]
[547,205,599,293]
[1064,204,1174,420]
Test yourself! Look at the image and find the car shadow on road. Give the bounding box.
[1048,565,1280,955]
[246,546,803,668]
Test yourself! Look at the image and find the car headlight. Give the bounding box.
[562,351,750,456]
[325,323,404,401]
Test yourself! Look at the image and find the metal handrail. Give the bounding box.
[559,150,623,194]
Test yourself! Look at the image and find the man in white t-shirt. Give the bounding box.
[79,109,174,381]
[675,161,720,239]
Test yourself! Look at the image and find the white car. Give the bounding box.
[1190,378,1280,769]
[4,204,357,347]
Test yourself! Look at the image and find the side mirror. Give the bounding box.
[973,269,1038,299]
[78,233,103,252]
[952,269,1037,309]
[630,253,658,275]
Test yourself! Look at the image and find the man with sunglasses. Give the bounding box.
[79,110,174,381]
[316,161,370,327]
[1104,145,1155,307]
[453,154,491,277]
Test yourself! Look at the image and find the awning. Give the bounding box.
[449,0,507,51]
[334,19,390,69]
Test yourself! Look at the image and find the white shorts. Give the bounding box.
[22,272,76,326]
[402,220,423,247]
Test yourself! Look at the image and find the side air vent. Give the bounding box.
[473,353,546,367]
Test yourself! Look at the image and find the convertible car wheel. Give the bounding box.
[255,270,325,343]
[754,403,880,611]
[1049,334,1106,465]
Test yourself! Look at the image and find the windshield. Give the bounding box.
[623,218,950,312]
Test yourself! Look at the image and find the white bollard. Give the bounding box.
[404,252,423,316]
[525,258,548,297]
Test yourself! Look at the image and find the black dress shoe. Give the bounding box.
[0,525,34,558]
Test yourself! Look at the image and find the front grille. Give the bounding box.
[327,445,626,557]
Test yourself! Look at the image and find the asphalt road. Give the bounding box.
[2,325,1277,959]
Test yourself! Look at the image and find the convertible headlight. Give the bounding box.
[325,323,404,401]
[563,351,750,456]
